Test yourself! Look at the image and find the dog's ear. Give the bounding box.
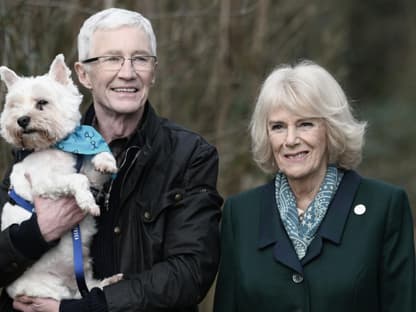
[49,53,72,86]
[0,66,20,89]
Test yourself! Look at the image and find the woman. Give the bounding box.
[214,61,415,312]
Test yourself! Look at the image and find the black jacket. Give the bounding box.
[0,103,223,311]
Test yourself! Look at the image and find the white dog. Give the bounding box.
[0,54,121,300]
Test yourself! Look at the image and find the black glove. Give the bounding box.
[60,287,108,312]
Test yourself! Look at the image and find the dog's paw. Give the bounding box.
[88,203,101,216]
[91,152,117,174]
[100,273,123,287]
[76,198,100,216]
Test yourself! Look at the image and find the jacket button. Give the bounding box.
[113,226,121,234]
[144,211,151,220]
[292,274,304,284]
[174,193,182,201]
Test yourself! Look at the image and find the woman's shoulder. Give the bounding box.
[222,182,273,222]
[223,181,274,217]
[352,171,409,207]
[227,181,272,202]
[358,174,406,194]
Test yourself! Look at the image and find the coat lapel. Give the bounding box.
[257,170,362,272]
[257,181,303,273]
[302,170,361,264]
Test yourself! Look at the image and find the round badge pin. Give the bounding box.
[354,204,366,215]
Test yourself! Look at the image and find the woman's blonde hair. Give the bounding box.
[250,60,367,174]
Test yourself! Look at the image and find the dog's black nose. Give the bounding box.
[17,116,31,129]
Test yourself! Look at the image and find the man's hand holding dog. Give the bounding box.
[13,296,59,312]
[24,173,86,242]
[35,196,86,242]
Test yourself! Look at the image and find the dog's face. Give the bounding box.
[0,54,83,150]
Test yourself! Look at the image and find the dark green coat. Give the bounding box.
[214,170,415,312]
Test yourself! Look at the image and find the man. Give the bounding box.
[0,8,222,312]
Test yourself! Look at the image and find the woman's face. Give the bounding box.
[268,106,329,183]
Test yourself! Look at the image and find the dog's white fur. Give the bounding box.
[0,54,120,300]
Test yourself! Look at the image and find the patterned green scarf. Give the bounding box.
[275,165,343,259]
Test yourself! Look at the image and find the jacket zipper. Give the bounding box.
[104,146,141,211]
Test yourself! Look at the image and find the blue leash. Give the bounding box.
[71,224,89,297]
[8,154,90,298]
[72,154,90,297]
[8,188,34,213]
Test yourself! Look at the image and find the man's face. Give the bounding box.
[76,26,156,117]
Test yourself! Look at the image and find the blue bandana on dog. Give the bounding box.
[55,125,110,155]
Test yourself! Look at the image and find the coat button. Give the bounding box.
[292,274,304,284]
[113,226,121,234]
[174,193,182,201]
[144,211,151,220]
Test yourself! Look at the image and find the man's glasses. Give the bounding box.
[81,55,157,72]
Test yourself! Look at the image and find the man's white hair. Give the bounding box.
[77,7,157,60]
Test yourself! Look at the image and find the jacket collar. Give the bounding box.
[82,101,161,149]
[257,170,361,273]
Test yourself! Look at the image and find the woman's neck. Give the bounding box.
[287,169,327,211]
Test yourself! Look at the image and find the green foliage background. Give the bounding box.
[0,0,415,309]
